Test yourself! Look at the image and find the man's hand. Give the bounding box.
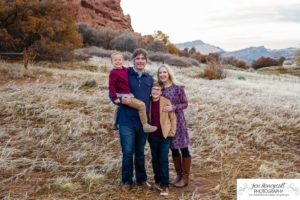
[163,104,173,112]
[121,95,131,104]
[114,99,121,104]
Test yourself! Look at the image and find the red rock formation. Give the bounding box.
[64,0,133,31]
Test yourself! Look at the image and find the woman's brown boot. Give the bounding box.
[174,156,191,188]
[171,156,182,185]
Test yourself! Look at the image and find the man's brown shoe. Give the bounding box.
[121,184,132,192]
[139,181,151,189]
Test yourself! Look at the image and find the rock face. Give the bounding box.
[64,0,133,31]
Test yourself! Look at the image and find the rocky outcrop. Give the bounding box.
[64,0,133,31]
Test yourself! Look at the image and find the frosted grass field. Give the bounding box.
[0,58,299,199]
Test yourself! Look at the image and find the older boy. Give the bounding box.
[148,82,176,196]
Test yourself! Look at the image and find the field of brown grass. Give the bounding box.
[1,58,299,200]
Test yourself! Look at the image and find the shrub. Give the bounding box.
[167,43,180,55]
[148,51,199,67]
[164,56,192,67]
[188,47,197,56]
[296,49,300,66]
[76,47,132,60]
[234,59,248,69]
[139,34,154,49]
[221,56,235,65]
[152,30,170,45]
[206,53,220,64]
[278,57,285,66]
[251,56,285,70]
[111,32,138,52]
[184,57,200,66]
[0,0,82,60]
[203,63,226,80]
[222,56,248,69]
[179,48,189,57]
[77,24,122,49]
[80,79,97,88]
[147,40,167,53]
[192,52,207,63]
[77,23,105,47]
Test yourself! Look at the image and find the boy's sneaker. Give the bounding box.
[160,187,169,196]
[142,123,157,133]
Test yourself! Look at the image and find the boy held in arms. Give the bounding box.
[148,82,176,196]
[109,52,157,133]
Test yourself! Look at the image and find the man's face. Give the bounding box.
[134,54,147,71]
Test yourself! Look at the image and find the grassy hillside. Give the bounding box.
[0,58,299,199]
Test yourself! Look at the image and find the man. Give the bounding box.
[115,48,153,192]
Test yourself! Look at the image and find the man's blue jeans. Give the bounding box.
[148,135,170,188]
[119,125,148,185]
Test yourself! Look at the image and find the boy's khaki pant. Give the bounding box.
[126,97,148,124]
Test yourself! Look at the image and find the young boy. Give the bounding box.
[108,52,157,133]
[148,82,177,196]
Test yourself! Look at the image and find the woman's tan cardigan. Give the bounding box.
[150,96,177,138]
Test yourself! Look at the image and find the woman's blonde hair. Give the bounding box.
[157,64,178,86]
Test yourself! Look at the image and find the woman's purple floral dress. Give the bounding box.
[162,84,189,149]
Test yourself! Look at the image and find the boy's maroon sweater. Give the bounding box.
[109,66,131,100]
[150,100,163,137]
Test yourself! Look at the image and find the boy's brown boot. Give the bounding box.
[171,156,182,185]
[142,123,157,133]
[174,156,191,188]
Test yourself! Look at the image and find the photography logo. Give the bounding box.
[237,179,300,200]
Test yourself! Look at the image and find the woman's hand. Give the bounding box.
[121,95,131,104]
[163,104,173,112]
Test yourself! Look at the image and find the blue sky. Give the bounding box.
[121,0,300,51]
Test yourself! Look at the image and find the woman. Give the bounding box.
[157,64,191,188]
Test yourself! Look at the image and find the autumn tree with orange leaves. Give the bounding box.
[0,0,82,60]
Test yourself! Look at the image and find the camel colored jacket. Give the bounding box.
[150,96,177,138]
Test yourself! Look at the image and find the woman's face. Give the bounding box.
[158,67,170,83]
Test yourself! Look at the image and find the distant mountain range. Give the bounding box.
[175,40,297,63]
[176,40,224,54]
[222,46,297,63]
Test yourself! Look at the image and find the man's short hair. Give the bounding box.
[132,48,148,61]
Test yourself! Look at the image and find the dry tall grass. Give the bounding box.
[0,58,299,199]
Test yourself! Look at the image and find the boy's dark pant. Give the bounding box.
[148,135,170,188]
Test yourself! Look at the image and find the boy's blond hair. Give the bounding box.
[111,51,124,61]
